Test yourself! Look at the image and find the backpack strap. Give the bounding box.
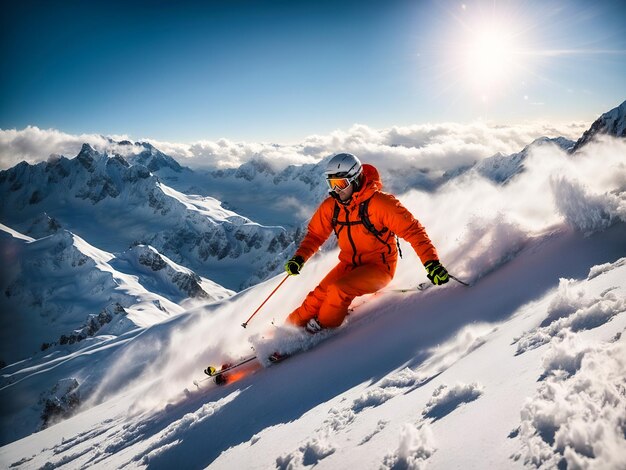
[331,196,403,258]
[331,201,340,228]
[361,197,402,257]
[331,201,341,236]
[359,198,387,238]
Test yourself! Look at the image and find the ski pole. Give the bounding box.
[241,274,290,328]
[385,273,471,293]
[450,274,470,286]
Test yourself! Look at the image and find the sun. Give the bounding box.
[462,22,524,96]
[437,5,533,101]
[466,26,515,85]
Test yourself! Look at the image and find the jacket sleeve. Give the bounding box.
[295,198,335,262]
[375,193,439,264]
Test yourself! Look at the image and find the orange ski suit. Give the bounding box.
[287,164,439,329]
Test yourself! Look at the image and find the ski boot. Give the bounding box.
[305,317,323,335]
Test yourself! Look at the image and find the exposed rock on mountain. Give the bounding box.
[571,100,626,153]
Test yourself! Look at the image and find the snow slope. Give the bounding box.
[0,223,234,366]
[1,130,625,468]
[0,226,184,364]
[1,222,624,468]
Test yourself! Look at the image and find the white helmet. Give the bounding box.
[324,153,362,193]
[325,153,362,179]
[325,153,362,178]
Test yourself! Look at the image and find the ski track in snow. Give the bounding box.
[587,257,626,280]
[421,382,484,421]
[23,393,242,469]
[375,381,483,469]
[274,324,492,468]
[131,393,241,467]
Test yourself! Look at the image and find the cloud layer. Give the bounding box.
[0,120,588,171]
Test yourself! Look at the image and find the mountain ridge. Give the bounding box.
[0,145,292,290]
[571,99,626,153]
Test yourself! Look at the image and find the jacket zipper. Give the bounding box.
[344,206,359,266]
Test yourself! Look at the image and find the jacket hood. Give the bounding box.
[361,164,382,191]
[351,163,381,204]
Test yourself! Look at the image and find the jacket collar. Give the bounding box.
[341,163,381,209]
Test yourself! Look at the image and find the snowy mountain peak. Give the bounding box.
[0,144,154,208]
[76,143,99,171]
[79,142,96,154]
[475,136,575,183]
[571,99,626,153]
[124,141,183,173]
[25,212,62,238]
[529,136,575,151]
[234,156,277,181]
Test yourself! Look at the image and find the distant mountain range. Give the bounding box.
[145,100,626,222]
[0,143,293,290]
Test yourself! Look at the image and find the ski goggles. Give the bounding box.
[325,176,353,192]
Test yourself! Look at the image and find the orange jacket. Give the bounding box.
[296,164,439,267]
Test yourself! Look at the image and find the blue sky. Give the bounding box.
[1,0,625,142]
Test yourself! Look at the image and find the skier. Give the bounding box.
[284,153,449,334]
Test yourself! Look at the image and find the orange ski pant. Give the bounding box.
[287,260,395,328]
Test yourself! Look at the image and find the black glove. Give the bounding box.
[424,260,449,285]
[285,255,305,276]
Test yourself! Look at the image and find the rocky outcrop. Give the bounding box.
[571,100,626,153]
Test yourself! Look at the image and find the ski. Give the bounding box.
[194,355,257,387]
[205,355,258,377]
[195,348,298,388]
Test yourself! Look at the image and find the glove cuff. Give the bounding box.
[424,260,439,270]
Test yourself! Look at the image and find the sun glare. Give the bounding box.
[467,27,512,83]
[435,4,534,102]
[463,22,524,95]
